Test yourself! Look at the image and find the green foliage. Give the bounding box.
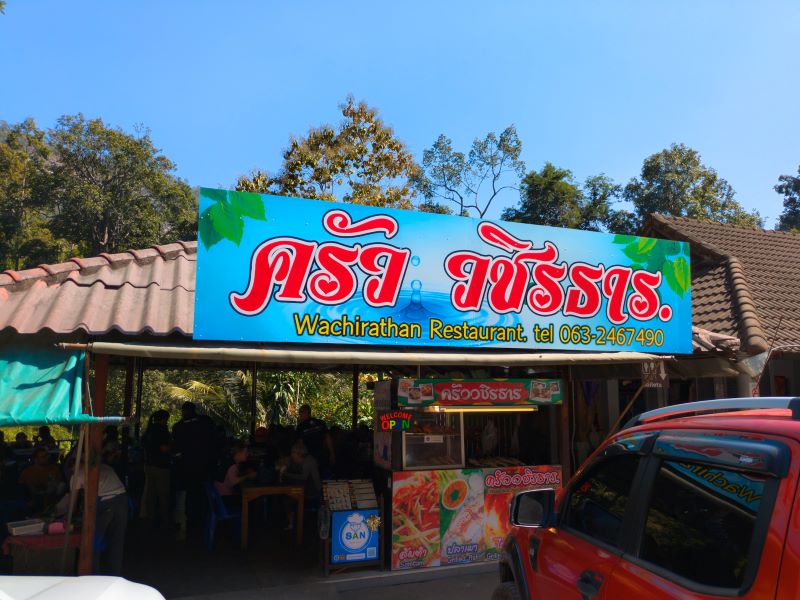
[144,368,376,435]
[198,188,267,250]
[237,96,418,209]
[624,143,762,231]
[501,165,629,232]
[416,199,453,215]
[0,119,64,270]
[0,115,198,269]
[775,165,800,232]
[44,114,197,256]
[414,127,525,218]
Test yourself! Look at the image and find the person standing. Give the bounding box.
[140,410,171,527]
[295,404,335,476]
[172,402,215,539]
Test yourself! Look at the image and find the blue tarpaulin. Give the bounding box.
[0,346,115,426]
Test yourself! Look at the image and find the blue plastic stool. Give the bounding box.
[203,481,241,551]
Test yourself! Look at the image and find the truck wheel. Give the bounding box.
[491,582,521,600]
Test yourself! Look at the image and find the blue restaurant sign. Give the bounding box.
[194,188,692,353]
[330,509,380,564]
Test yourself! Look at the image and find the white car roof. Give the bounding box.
[0,576,164,600]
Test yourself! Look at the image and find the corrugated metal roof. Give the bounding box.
[0,242,195,336]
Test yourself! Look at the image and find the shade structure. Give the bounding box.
[85,341,668,368]
[0,346,121,426]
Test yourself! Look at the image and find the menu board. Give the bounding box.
[323,479,379,511]
[391,465,562,570]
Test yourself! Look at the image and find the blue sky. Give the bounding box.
[2,1,798,225]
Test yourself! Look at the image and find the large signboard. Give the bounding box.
[194,188,692,353]
[391,465,562,570]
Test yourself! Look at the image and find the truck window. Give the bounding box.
[639,460,766,590]
[562,454,641,549]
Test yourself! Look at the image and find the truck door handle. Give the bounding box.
[576,570,604,600]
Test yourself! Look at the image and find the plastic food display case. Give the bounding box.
[401,410,464,470]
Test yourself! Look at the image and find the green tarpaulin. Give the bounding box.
[0,346,117,426]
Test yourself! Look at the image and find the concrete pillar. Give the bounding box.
[737,372,756,397]
[606,379,619,430]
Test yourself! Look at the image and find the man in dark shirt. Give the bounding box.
[141,409,171,526]
[172,402,215,538]
[296,404,335,475]
[0,431,14,462]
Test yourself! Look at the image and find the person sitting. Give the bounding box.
[56,462,128,576]
[214,443,256,510]
[18,447,62,497]
[250,426,277,484]
[34,426,57,451]
[18,447,63,513]
[280,440,321,530]
[12,432,32,450]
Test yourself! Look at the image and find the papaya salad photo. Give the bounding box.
[391,471,441,568]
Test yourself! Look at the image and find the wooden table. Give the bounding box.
[241,484,305,548]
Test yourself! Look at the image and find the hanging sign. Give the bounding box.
[194,188,692,353]
[641,360,669,389]
[397,378,563,407]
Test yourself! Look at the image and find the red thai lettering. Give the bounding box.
[323,209,399,238]
[602,266,633,325]
[564,263,604,318]
[229,237,317,315]
[487,257,529,313]
[477,222,532,251]
[307,243,360,305]
[445,252,492,312]
[627,270,662,321]
[359,244,411,307]
[528,262,567,315]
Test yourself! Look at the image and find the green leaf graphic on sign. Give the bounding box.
[199,206,222,250]
[198,188,269,250]
[663,256,691,297]
[202,187,228,205]
[622,241,645,262]
[637,237,657,255]
[613,234,637,246]
[229,191,267,221]
[210,200,244,245]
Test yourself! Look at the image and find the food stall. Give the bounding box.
[374,378,564,570]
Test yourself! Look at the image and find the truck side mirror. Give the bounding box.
[510,488,555,527]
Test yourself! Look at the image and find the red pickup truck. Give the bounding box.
[495,398,800,599]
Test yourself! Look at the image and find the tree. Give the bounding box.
[775,166,800,232]
[416,199,453,215]
[44,114,197,256]
[414,127,525,218]
[0,119,63,270]
[238,96,418,209]
[501,164,627,232]
[624,143,762,230]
